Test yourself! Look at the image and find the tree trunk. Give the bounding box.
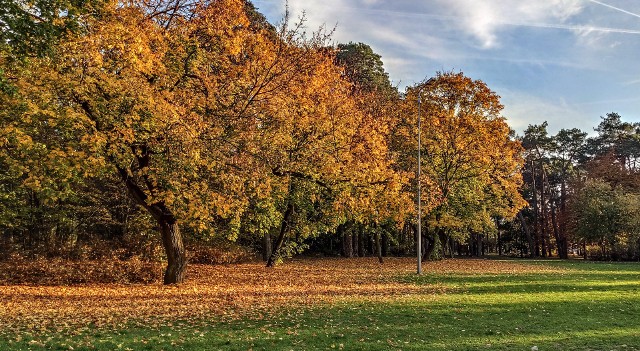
[160,219,186,284]
[517,211,534,258]
[341,224,353,258]
[438,230,448,259]
[531,160,541,257]
[357,225,365,257]
[117,163,187,285]
[381,230,389,257]
[352,229,359,257]
[469,233,477,257]
[550,199,567,259]
[266,203,294,268]
[495,217,502,256]
[375,226,383,264]
[559,180,569,259]
[422,233,436,261]
[262,233,272,261]
[540,162,547,258]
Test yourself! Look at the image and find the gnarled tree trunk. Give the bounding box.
[160,219,186,284]
[117,164,187,285]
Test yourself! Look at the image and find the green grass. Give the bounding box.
[4,260,640,351]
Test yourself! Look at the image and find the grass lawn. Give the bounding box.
[1,258,640,350]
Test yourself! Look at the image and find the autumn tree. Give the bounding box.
[0,0,117,254]
[565,113,640,259]
[1,0,420,281]
[3,0,317,282]
[253,43,408,266]
[588,113,640,172]
[332,41,410,261]
[512,112,640,260]
[401,72,525,260]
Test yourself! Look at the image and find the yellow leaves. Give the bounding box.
[1,0,523,255]
[13,129,33,147]
[74,5,165,76]
[22,175,42,191]
[402,72,525,224]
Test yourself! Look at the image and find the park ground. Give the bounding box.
[1,258,640,350]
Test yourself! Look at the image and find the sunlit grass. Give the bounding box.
[2,259,640,350]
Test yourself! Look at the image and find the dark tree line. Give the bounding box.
[509,114,640,260]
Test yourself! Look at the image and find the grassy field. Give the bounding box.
[1,258,640,350]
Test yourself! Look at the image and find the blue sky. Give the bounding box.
[251,0,640,134]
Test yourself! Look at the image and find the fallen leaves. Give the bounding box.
[0,258,564,338]
[0,256,161,285]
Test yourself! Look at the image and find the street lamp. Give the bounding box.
[417,91,422,275]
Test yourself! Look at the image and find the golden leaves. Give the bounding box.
[402,72,525,224]
[0,258,564,336]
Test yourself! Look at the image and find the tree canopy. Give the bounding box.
[1,0,535,283]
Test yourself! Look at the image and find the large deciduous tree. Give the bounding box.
[3,0,415,279]
[3,0,341,282]
[402,72,525,259]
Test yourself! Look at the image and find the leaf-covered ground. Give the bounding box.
[2,258,640,350]
[0,258,557,333]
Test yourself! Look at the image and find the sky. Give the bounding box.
[251,0,640,135]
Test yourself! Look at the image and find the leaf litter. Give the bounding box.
[0,258,564,338]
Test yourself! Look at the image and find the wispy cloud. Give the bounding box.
[258,1,640,50]
[435,0,584,48]
[624,79,640,86]
[589,0,640,19]
[505,21,640,35]
[252,0,640,133]
[500,90,594,134]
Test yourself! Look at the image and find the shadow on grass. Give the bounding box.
[195,260,640,351]
[3,259,640,351]
[138,295,640,351]
[403,259,640,295]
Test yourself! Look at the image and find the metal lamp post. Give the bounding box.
[417,92,422,275]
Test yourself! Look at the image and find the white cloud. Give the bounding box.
[253,0,640,134]
[435,0,584,48]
